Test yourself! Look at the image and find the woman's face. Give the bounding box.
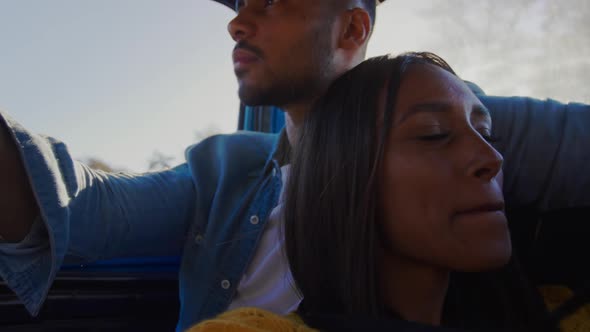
[379,64,511,272]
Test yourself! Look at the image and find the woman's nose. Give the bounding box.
[466,134,504,182]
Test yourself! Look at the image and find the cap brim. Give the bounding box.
[211,0,387,11]
[212,0,234,10]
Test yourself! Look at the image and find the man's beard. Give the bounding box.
[238,31,334,108]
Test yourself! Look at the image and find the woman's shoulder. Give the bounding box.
[186,307,318,332]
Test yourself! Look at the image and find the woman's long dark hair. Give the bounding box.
[284,52,555,331]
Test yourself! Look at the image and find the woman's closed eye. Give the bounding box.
[416,132,501,143]
[417,133,450,141]
[412,124,450,142]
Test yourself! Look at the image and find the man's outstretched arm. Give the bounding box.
[0,119,38,243]
[0,110,196,317]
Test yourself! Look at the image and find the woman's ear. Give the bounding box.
[337,8,372,51]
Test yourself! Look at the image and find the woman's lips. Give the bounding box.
[455,202,505,215]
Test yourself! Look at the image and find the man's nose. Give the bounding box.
[227,9,256,42]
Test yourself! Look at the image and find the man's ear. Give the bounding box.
[337,8,371,51]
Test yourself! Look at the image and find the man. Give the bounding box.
[0,0,588,331]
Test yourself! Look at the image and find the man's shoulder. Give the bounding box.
[186,131,279,153]
[185,131,280,166]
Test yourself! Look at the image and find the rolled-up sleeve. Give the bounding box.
[0,111,196,316]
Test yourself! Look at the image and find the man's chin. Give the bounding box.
[237,79,308,108]
[238,90,263,107]
[238,85,274,107]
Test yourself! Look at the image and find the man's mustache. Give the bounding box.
[233,41,264,59]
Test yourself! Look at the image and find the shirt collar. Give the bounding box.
[249,129,291,179]
[272,129,291,167]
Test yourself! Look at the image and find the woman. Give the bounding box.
[189,53,558,331]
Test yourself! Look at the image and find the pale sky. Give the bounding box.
[1,0,588,171]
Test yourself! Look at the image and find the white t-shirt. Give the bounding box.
[228,165,302,313]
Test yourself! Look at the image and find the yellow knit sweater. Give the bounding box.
[540,285,590,332]
[186,307,317,332]
[188,286,590,332]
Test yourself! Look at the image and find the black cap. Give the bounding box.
[211,0,387,11]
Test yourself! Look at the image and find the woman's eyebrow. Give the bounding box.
[398,102,492,125]
[398,102,452,124]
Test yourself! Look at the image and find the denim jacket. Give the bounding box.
[0,111,289,331]
[1,96,589,331]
